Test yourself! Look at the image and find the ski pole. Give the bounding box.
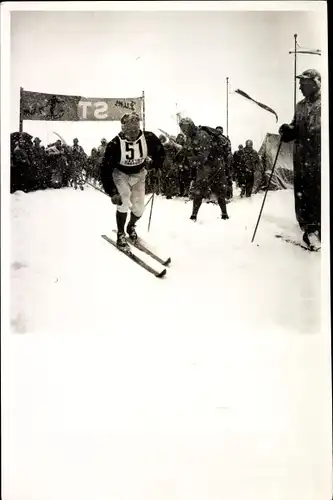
[145,193,154,208]
[148,192,155,232]
[251,138,283,243]
[147,172,160,232]
[86,179,109,196]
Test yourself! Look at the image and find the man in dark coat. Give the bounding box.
[279,69,321,249]
[179,117,229,221]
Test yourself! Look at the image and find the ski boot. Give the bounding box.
[127,224,138,242]
[190,215,197,222]
[303,231,321,251]
[117,232,130,252]
[221,213,229,220]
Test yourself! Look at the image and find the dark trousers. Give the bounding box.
[179,167,191,197]
[240,172,254,197]
[191,165,228,217]
[294,170,321,235]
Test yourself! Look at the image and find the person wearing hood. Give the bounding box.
[279,69,321,250]
[100,112,165,251]
[179,117,229,221]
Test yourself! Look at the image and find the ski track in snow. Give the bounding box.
[6,186,330,500]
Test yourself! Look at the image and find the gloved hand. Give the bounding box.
[111,193,122,205]
[279,123,295,143]
[145,156,153,168]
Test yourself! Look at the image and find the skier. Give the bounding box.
[179,117,229,221]
[279,69,321,250]
[100,112,165,250]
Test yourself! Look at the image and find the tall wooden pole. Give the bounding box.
[226,77,229,137]
[293,34,297,117]
[19,87,24,132]
[142,90,146,131]
[175,102,180,133]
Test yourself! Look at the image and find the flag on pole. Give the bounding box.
[289,48,321,55]
[289,42,321,55]
[234,89,279,122]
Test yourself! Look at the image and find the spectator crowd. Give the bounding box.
[11,127,264,203]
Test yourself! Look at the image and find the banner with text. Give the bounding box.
[21,90,143,121]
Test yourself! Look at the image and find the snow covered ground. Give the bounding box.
[3,185,332,500]
[10,185,322,335]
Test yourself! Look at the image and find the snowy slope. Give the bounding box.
[5,186,331,500]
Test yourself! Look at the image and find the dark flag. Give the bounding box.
[234,89,279,123]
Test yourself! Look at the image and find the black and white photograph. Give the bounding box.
[1,1,331,499]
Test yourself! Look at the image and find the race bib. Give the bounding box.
[119,133,148,167]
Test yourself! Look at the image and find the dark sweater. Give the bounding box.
[101,131,165,196]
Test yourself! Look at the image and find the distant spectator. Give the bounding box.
[159,135,179,199]
[216,126,233,199]
[239,140,261,197]
[232,144,244,187]
[98,138,107,158]
[175,134,191,197]
[12,138,31,192]
[71,138,86,190]
[88,148,100,184]
[32,137,47,189]
[46,140,66,188]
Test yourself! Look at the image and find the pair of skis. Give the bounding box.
[101,231,171,278]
